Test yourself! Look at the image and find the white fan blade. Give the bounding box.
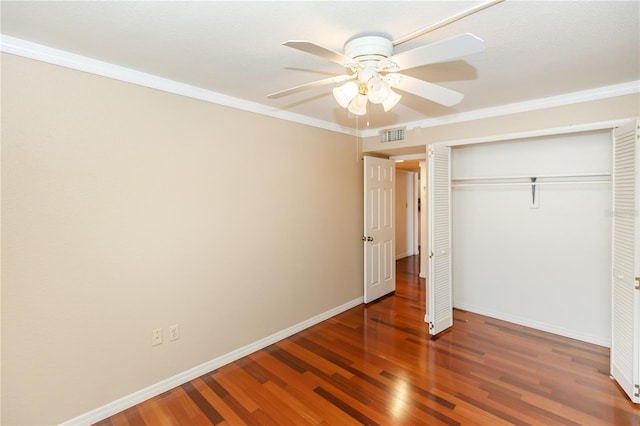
[386,33,485,71]
[392,0,504,45]
[267,74,355,99]
[282,40,353,66]
[387,74,464,107]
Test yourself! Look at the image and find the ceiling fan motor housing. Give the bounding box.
[344,36,393,62]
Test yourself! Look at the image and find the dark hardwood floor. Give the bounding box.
[96,256,640,425]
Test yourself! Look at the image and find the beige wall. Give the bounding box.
[1,53,363,425]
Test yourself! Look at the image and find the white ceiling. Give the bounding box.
[2,1,639,133]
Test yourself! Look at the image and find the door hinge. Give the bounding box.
[635,277,640,290]
[634,384,639,398]
[428,322,434,330]
[429,251,434,259]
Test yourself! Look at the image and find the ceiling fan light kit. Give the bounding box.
[332,81,359,108]
[367,77,391,104]
[329,35,403,116]
[332,73,401,116]
[348,93,369,116]
[381,90,403,112]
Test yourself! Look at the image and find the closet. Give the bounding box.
[451,130,612,345]
[426,121,640,403]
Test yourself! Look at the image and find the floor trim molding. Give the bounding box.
[61,296,364,425]
[454,303,610,348]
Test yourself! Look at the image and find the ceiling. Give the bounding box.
[2,1,639,134]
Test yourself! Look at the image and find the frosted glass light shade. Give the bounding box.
[367,77,391,104]
[382,89,402,112]
[348,93,368,116]
[332,82,358,108]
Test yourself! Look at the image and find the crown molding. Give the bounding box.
[361,80,640,138]
[0,35,358,137]
[433,118,635,148]
[2,34,636,140]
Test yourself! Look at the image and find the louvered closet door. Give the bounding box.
[427,145,453,335]
[611,120,640,404]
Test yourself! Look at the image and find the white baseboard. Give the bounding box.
[61,296,364,425]
[454,303,611,348]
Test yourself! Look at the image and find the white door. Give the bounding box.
[364,156,395,303]
[610,120,640,404]
[427,145,453,335]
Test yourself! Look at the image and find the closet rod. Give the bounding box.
[452,171,611,181]
[452,180,610,188]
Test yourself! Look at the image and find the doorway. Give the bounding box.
[395,169,419,259]
[393,157,427,278]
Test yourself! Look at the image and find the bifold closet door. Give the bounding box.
[610,119,640,404]
[427,144,453,335]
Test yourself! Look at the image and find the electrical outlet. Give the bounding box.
[169,324,180,341]
[151,328,163,346]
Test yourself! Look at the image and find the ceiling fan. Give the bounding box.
[267,0,502,116]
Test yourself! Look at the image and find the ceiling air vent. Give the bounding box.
[380,127,406,143]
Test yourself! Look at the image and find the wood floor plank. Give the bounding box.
[276,338,356,380]
[313,386,379,426]
[216,361,314,425]
[181,381,224,424]
[190,376,250,426]
[233,356,286,387]
[259,380,326,424]
[136,397,180,426]
[209,365,262,414]
[158,387,207,425]
[100,412,129,426]
[121,405,145,426]
[428,388,514,426]
[267,370,364,426]
[94,256,640,425]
